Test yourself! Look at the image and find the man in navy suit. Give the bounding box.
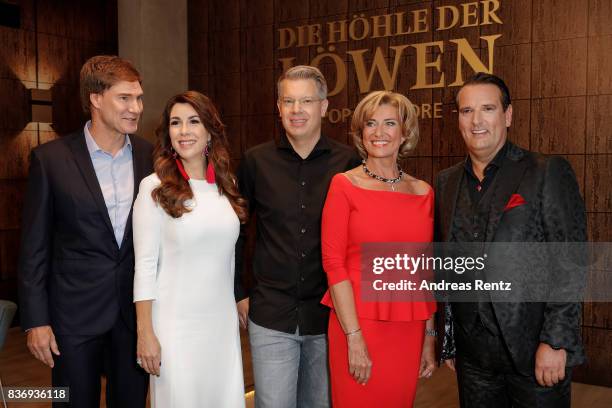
[18,55,152,407]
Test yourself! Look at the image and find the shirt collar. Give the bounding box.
[464,140,508,178]
[277,132,331,156]
[84,120,132,155]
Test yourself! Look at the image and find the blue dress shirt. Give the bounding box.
[84,121,134,247]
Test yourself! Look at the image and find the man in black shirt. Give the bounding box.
[235,66,359,407]
[435,73,585,407]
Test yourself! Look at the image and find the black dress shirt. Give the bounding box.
[235,133,361,335]
[464,142,508,205]
[458,141,509,334]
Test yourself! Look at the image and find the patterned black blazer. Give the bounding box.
[434,141,586,374]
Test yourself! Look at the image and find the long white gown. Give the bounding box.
[133,174,245,408]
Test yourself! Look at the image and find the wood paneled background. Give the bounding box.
[187,0,612,386]
[0,0,117,305]
[0,0,609,388]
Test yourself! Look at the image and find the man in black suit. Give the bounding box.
[18,55,152,407]
[435,73,586,407]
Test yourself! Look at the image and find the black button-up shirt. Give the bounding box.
[464,141,508,205]
[235,134,360,335]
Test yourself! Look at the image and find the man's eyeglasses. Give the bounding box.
[279,97,322,108]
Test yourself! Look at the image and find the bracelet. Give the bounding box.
[345,328,361,337]
[425,328,437,337]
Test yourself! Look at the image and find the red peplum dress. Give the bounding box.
[321,174,437,407]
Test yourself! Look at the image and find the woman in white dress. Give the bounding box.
[133,91,248,407]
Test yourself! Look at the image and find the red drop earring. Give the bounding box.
[204,139,216,184]
[171,146,190,181]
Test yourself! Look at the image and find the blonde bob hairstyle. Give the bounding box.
[351,91,419,160]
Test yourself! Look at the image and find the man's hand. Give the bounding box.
[27,325,60,368]
[237,298,249,330]
[535,342,566,387]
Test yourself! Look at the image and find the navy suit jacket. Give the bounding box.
[18,130,153,335]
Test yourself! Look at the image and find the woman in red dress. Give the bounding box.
[321,91,437,407]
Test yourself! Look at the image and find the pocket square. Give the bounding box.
[504,193,526,211]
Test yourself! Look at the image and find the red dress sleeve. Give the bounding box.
[321,174,352,287]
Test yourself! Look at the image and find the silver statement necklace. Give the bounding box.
[362,160,404,191]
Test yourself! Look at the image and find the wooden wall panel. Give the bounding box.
[0,230,21,281]
[188,0,208,35]
[530,97,586,155]
[310,0,348,18]
[0,29,36,82]
[403,156,433,185]
[432,107,465,156]
[584,299,612,330]
[209,0,240,30]
[531,38,587,98]
[575,328,612,387]
[51,84,86,135]
[585,155,612,212]
[190,74,209,95]
[224,115,243,160]
[0,131,37,180]
[36,0,111,41]
[189,32,209,77]
[0,79,30,131]
[480,0,531,45]
[492,44,531,100]
[210,30,241,74]
[242,0,274,27]
[587,35,612,95]
[0,0,117,320]
[391,2,434,44]
[532,0,588,41]
[187,0,612,386]
[586,95,612,154]
[0,181,26,230]
[244,26,274,71]
[588,213,612,242]
[242,69,275,115]
[240,114,275,151]
[508,99,530,150]
[211,73,241,117]
[275,0,310,22]
[349,0,390,12]
[589,0,612,37]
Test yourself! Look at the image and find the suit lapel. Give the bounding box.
[485,143,528,244]
[68,131,116,239]
[441,165,464,242]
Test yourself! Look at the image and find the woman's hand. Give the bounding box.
[444,358,456,372]
[419,336,436,378]
[347,331,372,385]
[137,329,162,376]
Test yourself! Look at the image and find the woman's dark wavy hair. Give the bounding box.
[151,91,247,222]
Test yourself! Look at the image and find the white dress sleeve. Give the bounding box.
[133,174,163,301]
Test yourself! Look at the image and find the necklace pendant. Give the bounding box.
[391,184,395,192]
